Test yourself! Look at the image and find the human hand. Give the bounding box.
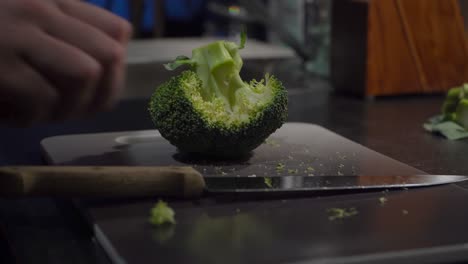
[0,0,132,126]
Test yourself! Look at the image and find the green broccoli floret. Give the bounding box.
[442,84,468,127]
[148,32,288,157]
[455,99,468,129]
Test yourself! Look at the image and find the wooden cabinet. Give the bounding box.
[331,0,468,97]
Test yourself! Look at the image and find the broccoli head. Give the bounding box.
[148,32,288,157]
[442,84,468,128]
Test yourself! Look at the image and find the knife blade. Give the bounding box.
[0,166,466,198]
[204,175,468,193]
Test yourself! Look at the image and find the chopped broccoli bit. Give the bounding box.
[327,207,358,221]
[276,163,285,171]
[149,32,288,157]
[149,200,176,226]
[423,84,468,140]
[214,166,228,176]
[379,197,388,205]
[307,166,315,171]
[424,119,468,140]
[288,169,298,174]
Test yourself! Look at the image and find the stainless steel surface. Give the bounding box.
[205,175,468,193]
[126,38,295,65]
[45,122,468,264]
[41,123,424,177]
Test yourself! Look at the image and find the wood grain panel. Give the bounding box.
[397,0,468,92]
[366,0,423,96]
[332,0,468,96]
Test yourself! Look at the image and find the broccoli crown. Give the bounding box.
[442,84,468,128]
[148,34,288,157]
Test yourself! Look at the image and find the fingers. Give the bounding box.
[47,1,131,113]
[45,12,125,69]
[0,0,132,125]
[0,60,58,126]
[57,0,132,43]
[90,55,126,113]
[41,10,128,112]
[20,27,101,120]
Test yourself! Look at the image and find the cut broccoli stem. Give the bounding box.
[192,41,248,111]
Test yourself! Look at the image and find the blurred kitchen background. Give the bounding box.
[86,0,468,99]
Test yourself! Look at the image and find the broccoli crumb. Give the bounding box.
[379,197,388,205]
[307,167,315,172]
[288,169,299,174]
[276,163,285,171]
[327,207,358,221]
[149,200,176,226]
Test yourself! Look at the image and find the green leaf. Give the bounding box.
[426,114,445,125]
[238,28,246,50]
[149,200,176,226]
[424,116,468,140]
[163,55,195,71]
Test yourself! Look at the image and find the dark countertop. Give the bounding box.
[0,77,466,264]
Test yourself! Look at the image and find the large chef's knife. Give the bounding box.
[0,166,466,198]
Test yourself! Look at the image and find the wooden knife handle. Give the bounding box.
[0,166,205,198]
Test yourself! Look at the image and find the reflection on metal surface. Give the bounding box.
[188,214,273,264]
[205,175,468,193]
[114,130,161,145]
